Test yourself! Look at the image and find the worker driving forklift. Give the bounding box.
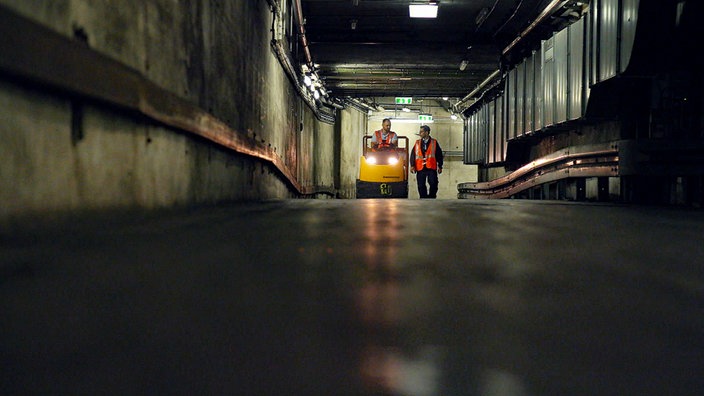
[356,119,409,198]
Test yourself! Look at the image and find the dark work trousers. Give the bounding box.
[416,168,439,198]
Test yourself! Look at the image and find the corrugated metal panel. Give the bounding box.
[524,53,535,134]
[478,108,487,163]
[534,48,543,131]
[516,61,525,137]
[506,68,517,140]
[598,0,619,81]
[495,94,505,162]
[461,0,645,167]
[463,115,470,163]
[542,37,556,127]
[568,18,585,120]
[464,111,485,164]
[476,110,486,163]
[588,5,597,86]
[488,101,496,163]
[481,110,487,160]
[468,113,476,163]
[621,0,639,70]
[464,113,473,163]
[472,108,483,164]
[555,28,569,124]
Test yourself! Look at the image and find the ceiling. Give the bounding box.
[298,0,586,105]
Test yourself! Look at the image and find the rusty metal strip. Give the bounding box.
[0,4,328,196]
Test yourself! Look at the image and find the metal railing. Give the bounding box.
[458,143,619,199]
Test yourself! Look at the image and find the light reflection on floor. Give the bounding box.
[2,199,703,395]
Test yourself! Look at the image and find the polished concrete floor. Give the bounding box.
[1,199,703,395]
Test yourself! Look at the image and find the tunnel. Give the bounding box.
[2,1,704,395]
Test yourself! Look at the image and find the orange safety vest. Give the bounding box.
[414,138,438,170]
[374,130,396,149]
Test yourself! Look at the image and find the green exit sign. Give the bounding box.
[395,97,413,105]
[418,114,433,122]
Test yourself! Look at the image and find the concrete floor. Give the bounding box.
[1,199,703,395]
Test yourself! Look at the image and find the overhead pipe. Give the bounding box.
[293,0,313,68]
[455,0,569,112]
[453,68,501,112]
[502,0,569,56]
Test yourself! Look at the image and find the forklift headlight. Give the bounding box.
[366,156,377,164]
[387,157,399,165]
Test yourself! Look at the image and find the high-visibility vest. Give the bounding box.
[374,130,396,149]
[414,138,438,170]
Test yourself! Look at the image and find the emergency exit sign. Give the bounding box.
[418,114,433,122]
[395,97,413,104]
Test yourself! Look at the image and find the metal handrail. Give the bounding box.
[458,143,619,199]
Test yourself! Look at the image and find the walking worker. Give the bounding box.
[410,125,444,198]
[370,118,398,150]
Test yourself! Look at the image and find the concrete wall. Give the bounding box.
[300,108,336,197]
[0,80,282,215]
[0,0,336,223]
[337,107,368,198]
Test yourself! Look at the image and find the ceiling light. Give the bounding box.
[409,3,438,18]
[402,107,411,112]
[459,60,469,71]
[303,75,312,86]
[450,114,458,120]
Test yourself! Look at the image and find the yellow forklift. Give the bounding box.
[356,135,409,198]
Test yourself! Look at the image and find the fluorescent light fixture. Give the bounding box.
[402,107,411,112]
[450,114,458,120]
[409,3,438,18]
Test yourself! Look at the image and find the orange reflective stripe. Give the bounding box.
[414,140,423,170]
[375,130,394,147]
[414,139,437,170]
[426,139,437,169]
